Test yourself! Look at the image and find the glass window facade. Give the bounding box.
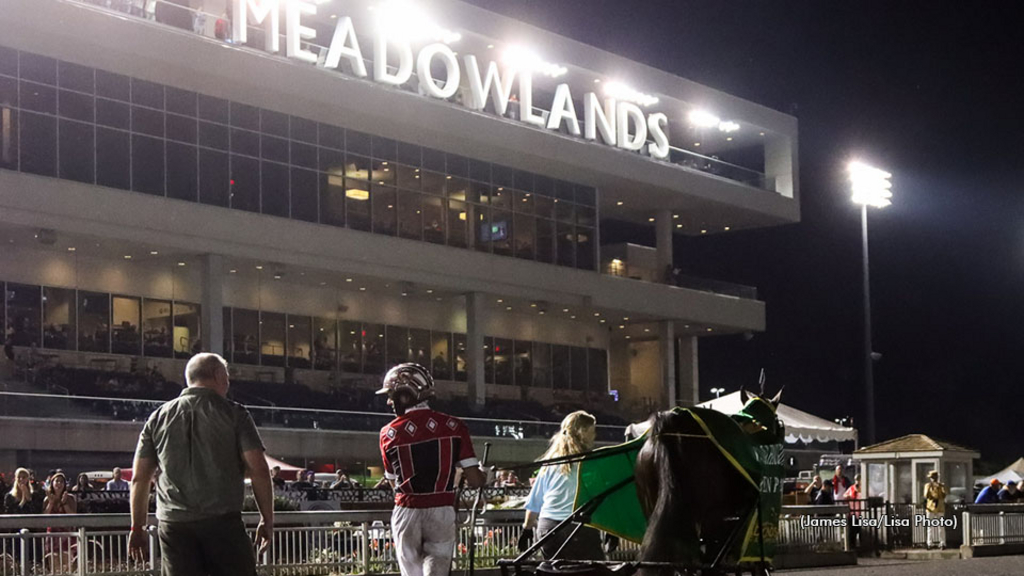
[0,46,599,272]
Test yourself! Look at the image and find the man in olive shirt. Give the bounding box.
[128,353,273,575]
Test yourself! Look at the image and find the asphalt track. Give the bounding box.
[779,556,1024,575]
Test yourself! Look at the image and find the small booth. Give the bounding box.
[853,434,979,505]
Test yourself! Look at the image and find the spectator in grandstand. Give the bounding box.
[998,480,1019,502]
[804,474,823,503]
[4,467,41,514]
[270,466,286,490]
[815,480,836,505]
[129,353,273,575]
[832,465,852,502]
[330,471,357,490]
[290,469,314,490]
[975,479,1002,504]
[522,411,604,560]
[378,363,486,576]
[43,472,77,515]
[70,473,93,494]
[105,467,129,491]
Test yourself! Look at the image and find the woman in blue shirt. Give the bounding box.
[523,411,604,560]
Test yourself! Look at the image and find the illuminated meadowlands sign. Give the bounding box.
[232,0,671,159]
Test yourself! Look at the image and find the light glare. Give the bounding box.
[688,109,720,128]
[603,81,659,107]
[848,161,893,208]
[373,0,461,44]
[501,45,567,78]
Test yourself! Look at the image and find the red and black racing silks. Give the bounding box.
[379,407,478,508]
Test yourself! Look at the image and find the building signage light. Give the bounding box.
[232,0,671,159]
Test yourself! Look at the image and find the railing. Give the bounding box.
[776,505,848,554]
[962,504,1024,546]
[60,0,775,194]
[0,391,626,442]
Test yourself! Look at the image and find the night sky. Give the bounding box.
[465,0,1024,467]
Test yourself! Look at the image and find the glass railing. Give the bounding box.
[0,391,626,442]
[61,0,775,193]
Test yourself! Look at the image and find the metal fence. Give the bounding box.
[962,504,1024,546]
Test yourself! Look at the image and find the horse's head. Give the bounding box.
[736,385,784,440]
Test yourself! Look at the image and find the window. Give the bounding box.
[534,194,555,220]
[576,227,595,271]
[557,222,576,267]
[166,142,198,201]
[532,342,551,388]
[222,308,232,361]
[320,171,346,227]
[386,325,409,368]
[409,328,430,367]
[173,302,200,358]
[78,291,109,353]
[339,320,362,373]
[20,111,56,177]
[494,338,513,385]
[372,159,394,185]
[96,128,129,190]
[420,170,445,196]
[21,81,56,114]
[166,114,197,144]
[395,163,419,190]
[312,317,336,371]
[260,311,286,367]
[111,296,141,355]
[552,345,570,389]
[42,287,75,350]
[346,180,371,231]
[287,315,312,369]
[131,134,164,196]
[6,283,41,347]
[430,331,451,380]
[59,61,94,94]
[232,308,259,365]
[447,200,468,248]
[484,337,494,384]
[142,299,173,358]
[363,324,385,375]
[571,347,589,391]
[422,195,445,244]
[0,106,18,171]
[588,348,608,394]
[260,161,289,217]
[58,119,94,184]
[230,155,260,212]
[514,340,532,387]
[373,186,397,236]
[536,219,555,264]
[199,148,229,206]
[96,70,130,102]
[291,168,318,223]
[97,99,129,129]
[491,210,513,257]
[398,189,422,240]
[131,78,164,109]
[453,333,467,382]
[473,205,491,254]
[514,214,535,260]
[59,90,94,122]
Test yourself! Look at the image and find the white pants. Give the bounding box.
[391,506,457,576]
[926,510,945,548]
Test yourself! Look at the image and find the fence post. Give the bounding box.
[360,522,370,576]
[148,524,158,573]
[999,511,1005,545]
[18,529,28,576]
[77,527,87,576]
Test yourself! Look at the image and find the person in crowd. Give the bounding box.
[923,470,947,549]
[70,473,93,494]
[330,470,356,490]
[378,363,486,576]
[0,473,9,498]
[832,465,851,502]
[44,472,77,515]
[522,411,605,560]
[270,466,286,490]
[28,469,42,493]
[128,353,273,576]
[291,469,314,490]
[815,480,835,505]
[843,473,862,501]
[373,476,391,490]
[998,480,1019,502]
[976,479,1002,504]
[4,467,41,514]
[499,470,522,488]
[845,474,863,549]
[106,467,129,491]
[804,474,823,503]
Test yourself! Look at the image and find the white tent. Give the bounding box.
[698,391,858,445]
[981,457,1024,485]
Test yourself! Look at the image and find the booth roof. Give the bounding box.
[697,391,858,444]
[855,434,975,454]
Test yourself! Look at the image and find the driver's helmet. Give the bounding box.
[375,363,435,402]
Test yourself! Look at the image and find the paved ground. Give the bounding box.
[779,556,1024,575]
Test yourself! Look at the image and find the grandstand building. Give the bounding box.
[0,0,798,471]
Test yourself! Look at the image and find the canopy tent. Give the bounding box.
[699,391,858,445]
[981,457,1024,485]
[266,455,303,481]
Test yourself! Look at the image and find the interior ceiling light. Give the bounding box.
[688,110,720,128]
[373,0,461,44]
[501,45,567,78]
[67,247,76,252]
[603,81,659,107]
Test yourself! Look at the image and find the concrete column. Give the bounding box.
[655,210,674,282]
[465,292,486,409]
[765,134,796,198]
[201,253,224,355]
[677,336,699,406]
[658,321,676,408]
[466,204,477,250]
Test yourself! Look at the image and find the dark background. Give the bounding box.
[465,0,1024,467]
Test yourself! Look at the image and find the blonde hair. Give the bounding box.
[539,411,596,475]
[9,467,33,507]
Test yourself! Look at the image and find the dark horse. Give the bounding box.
[633,388,783,576]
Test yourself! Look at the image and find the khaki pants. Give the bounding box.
[926,510,945,548]
[391,506,457,576]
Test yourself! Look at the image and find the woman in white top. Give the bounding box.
[522,411,604,560]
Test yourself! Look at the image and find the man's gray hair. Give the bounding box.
[185,353,229,386]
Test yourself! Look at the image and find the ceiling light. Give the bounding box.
[594,312,600,317]
[688,110,720,128]
[676,224,682,229]
[570,315,576,319]
[726,137,733,141]
[426,289,434,294]
[759,132,765,136]
[648,217,655,222]
[611,258,623,265]
[230,269,237,274]
[346,189,369,201]
[600,319,606,323]
[177,262,186,267]
[320,281,327,286]
[256,265,264,270]
[273,274,282,279]
[506,306,512,311]
[673,214,679,219]
[625,335,631,340]
[623,317,630,321]
[694,142,701,147]
[593,78,601,84]
[359,287,366,291]
[701,229,707,234]
[486,44,494,49]
[123,255,132,260]
[562,308,569,313]
[67,247,76,252]
[616,201,624,206]
[724,226,731,231]
[707,328,713,332]
[618,325,625,329]
[150,251,159,255]
[346,278,353,282]
[530,303,537,308]
[538,310,545,315]
[497,299,503,303]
